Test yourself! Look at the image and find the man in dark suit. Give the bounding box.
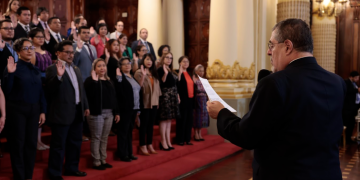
[13,6,31,41]
[131,28,156,59]
[45,17,65,62]
[46,40,89,180]
[207,19,346,180]
[73,26,96,81]
[343,71,360,143]
[31,7,49,30]
[0,19,18,81]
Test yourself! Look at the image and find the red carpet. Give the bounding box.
[0,122,242,180]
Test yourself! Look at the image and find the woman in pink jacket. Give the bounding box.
[91,23,109,58]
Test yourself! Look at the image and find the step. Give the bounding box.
[120,142,242,180]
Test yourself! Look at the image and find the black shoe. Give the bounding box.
[63,171,87,177]
[120,156,132,162]
[159,142,171,151]
[101,163,113,168]
[49,176,64,180]
[129,154,138,160]
[168,146,175,150]
[92,165,106,170]
[200,138,205,141]
[194,136,201,141]
[186,142,193,145]
[177,142,184,146]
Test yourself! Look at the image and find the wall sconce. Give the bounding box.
[313,0,348,17]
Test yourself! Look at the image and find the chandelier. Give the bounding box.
[313,0,348,17]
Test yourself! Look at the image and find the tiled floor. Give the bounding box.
[182,143,360,180]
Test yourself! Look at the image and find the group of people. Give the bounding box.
[0,1,210,180]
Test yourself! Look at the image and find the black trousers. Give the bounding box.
[343,112,356,142]
[48,105,83,177]
[6,101,40,180]
[117,109,137,158]
[176,98,194,143]
[139,106,157,146]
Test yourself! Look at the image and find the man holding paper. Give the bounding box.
[207,19,345,180]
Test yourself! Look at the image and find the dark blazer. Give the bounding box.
[131,39,156,59]
[31,22,44,30]
[343,79,359,116]
[45,63,89,125]
[0,46,15,80]
[45,33,66,61]
[114,72,139,111]
[13,24,28,41]
[84,77,119,116]
[217,57,346,180]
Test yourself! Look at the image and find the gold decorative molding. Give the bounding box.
[206,59,255,80]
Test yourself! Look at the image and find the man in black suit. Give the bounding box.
[13,6,31,41]
[46,40,89,180]
[45,17,65,62]
[131,28,156,59]
[207,19,346,180]
[0,19,18,81]
[343,71,360,143]
[31,7,49,30]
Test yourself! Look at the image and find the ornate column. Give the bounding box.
[163,0,184,69]
[137,0,163,55]
[277,0,311,25]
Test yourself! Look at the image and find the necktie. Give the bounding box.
[44,22,48,29]
[25,25,29,33]
[144,41,150,53]
[55,34,62,42]
[84,43,95,62]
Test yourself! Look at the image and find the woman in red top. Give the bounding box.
[91,23,109,58]
[176,56,195,145]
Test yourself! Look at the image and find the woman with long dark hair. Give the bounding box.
[134,53,161,155]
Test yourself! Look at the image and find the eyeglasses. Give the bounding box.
[141,49,148,52]
[181,60,189,63]
[268,42,284,51]
[34,36,45,39]
[61,51,75,55]
[165,57,173,60]
[121,62,132,66]
[0,27,14,31]
[22,46,36,51]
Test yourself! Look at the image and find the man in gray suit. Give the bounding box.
[73,26,97,81]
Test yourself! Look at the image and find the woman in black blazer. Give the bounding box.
[2,38,46,180]
[176,56,195,145]
[114,57,141,162]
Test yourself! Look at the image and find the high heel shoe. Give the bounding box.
[168,145,175,150]
[139,147,150,156]
[194,136,201,141]
[159,142,170,151]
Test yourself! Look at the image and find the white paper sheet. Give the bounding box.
[198,76,236,112]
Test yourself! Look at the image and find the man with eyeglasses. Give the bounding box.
[13,6,32,41]
[46,40,89,180]
[0,19,18,81]
[207,19,345,180]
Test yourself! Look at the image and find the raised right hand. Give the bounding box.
[140,65,146,76]
[7,56,16,73]
[94,35,99,45]
[133,53,138,62]
[163,64,168,74]
[91,70,98,81]
[32,14,39,25]
[56,60,65,76]
[116,68,122,76]
[71,21,76,30]
[76,36,83,49]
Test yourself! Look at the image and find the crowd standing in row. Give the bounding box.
[0,1,210,180]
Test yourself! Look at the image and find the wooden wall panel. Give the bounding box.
[184,0,210,71]
[336,5,360,79]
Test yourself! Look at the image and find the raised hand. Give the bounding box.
[71,21,76,30]
[56,60,65,76]
[133,53,138,62]
[7,56,16,73]
[10,14,17,27]
[0,12,5,21]
[94,35,99,45]
[32,14,39,25]
[91,70,98,81]
[114,115,120,123]
[44,29,51,41]
[73,29,79,42]
[163,64,168,74]
[105,48,110,59]
[120,44,126,53]
[39,113,46,127]
[0,34,5,49]
[90,26,95,35]
[140,65,146,76]
[116,68,122,76]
